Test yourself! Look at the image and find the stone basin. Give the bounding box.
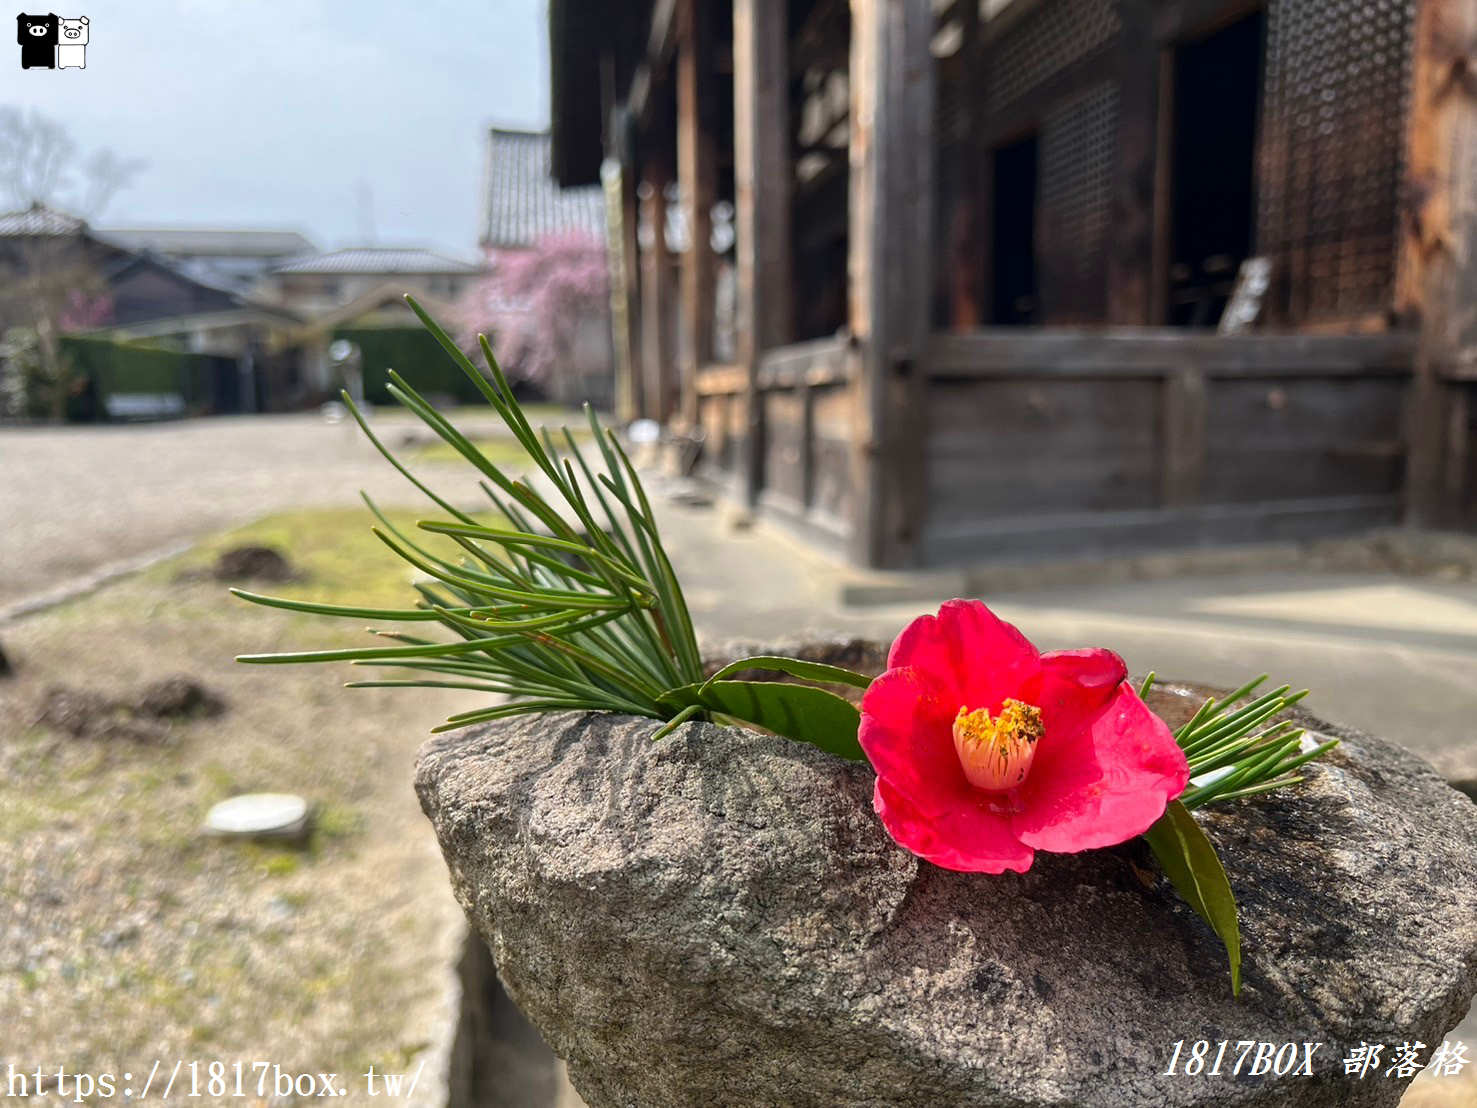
[416,642,1477,1108]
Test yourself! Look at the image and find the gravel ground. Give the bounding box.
[0,415,501,613]
[0,558,476,1102]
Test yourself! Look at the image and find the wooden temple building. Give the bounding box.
[549,0,1477,568]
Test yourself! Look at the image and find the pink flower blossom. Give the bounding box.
[859,599,1189,874]
[457,232,609,385]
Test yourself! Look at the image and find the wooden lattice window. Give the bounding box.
[986,0,1121,113]
[1256,0,1416,324]
[1038,82,1119,324]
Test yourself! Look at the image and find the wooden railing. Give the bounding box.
[928,331,1415,375]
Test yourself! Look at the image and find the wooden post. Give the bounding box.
[940,0,983,329]
[606,151,644,423]
[1106,0,1163,324]
[622,162,645,421]
[734,0,793,507]
[1399,0,1477,526]
[676,0,716,429]
[1160,367,1208,507]
[639,163,677,424]
[848,0,935,567]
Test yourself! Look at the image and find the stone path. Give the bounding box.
[0,413,522,613]
[658,493,1477,780]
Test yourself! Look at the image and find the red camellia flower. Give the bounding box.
[859,599,1190,874]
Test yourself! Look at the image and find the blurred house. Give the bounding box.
[97,227,317,296]
[261,248,485,406]
[0,204,302,414]
[478,126,614,408]
[0,205,500,418]
[266,247,482,317]
[550,0,1477,566]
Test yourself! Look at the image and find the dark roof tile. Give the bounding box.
[270,248,482,275]
[481,127,606,248]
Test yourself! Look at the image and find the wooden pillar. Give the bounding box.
[734,0,793,506]
[947,0,984,329]
[1106,0,1164,325]
[848,0,935,567]
[1399,0,1477,526]
[676,0,717,429]
[639,164,676,424]
[606,152,644,423]
[622,163,645,421]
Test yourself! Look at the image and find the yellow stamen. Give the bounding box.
[953,698,1044,792]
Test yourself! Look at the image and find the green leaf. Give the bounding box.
[702,655,873,692]
[658,680,864,761]
[650,703,704,741]
[1143,800,1242,996]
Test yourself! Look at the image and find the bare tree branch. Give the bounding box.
[0,107,141,420]
[0,106,141,217]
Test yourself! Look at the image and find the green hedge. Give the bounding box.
[334,326,487,406]
[60,335,195,397]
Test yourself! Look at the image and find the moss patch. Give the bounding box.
[169,506,504,611]
[410,428,592,469]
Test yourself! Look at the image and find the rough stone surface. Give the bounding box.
[416,672,1477,1108]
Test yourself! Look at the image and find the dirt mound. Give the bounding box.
[136,676,225,719]
[211,545,299,583]
[35,676,225,742]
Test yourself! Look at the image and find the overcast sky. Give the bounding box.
[7,0,550,257]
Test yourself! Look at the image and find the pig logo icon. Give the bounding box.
[56,14,85,68]
[16,13,57,69]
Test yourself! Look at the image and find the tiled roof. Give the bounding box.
[0,204,87,237]
[98,227,317,258]
[481,127,606,248]
[102,250,247,299]
[269,248,483,275]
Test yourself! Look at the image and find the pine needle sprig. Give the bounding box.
[1139,673,1339,810]
[234,296,709,732]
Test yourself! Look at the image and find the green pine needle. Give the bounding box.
[1171,676,1337,809]
[234,297,708,732]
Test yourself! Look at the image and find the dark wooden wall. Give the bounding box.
[613,0,1476,567]
[697,337,854,550]
[918,332,1413,563]
[697,330,1416,565]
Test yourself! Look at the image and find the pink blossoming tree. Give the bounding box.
[458,231,610,395]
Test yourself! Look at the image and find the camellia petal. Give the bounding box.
[858,666,972,816]
[886,598,1040,714]
[874,777,1035,874]
[1012,683,1189,853]
[1033,647,1127,737]
[860,599,1188,874]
